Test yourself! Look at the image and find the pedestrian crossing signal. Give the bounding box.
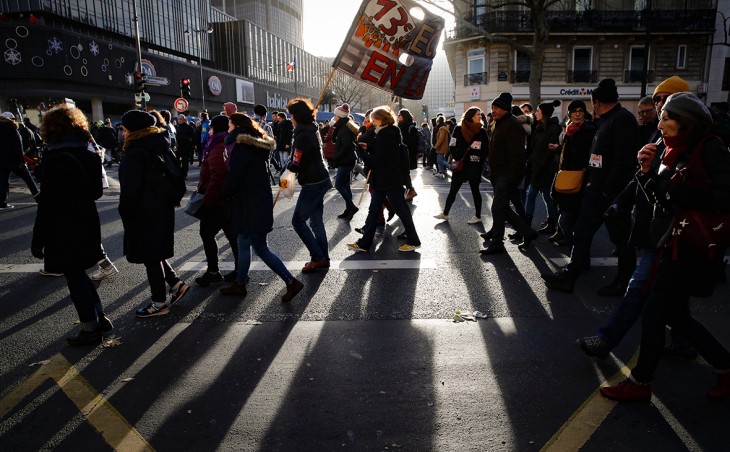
[133,71,146,94]
[180,78,191,98]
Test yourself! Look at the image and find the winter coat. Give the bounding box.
[488,113,527,180]
[176,122,197,155]
[434,126,450,155]
[360,125,407,192]
[551,120,597,212]
[0,117,23,169]
[448,125,489,180]
[221,132,277,235]
[198,132,229,208]
[322,126,336,161]
[32,140,103,273]
[398,121,420,170]
[332,117,358,168]
[118,129,176,264]
[585,103,639,199]
[277,119,294,152]
[527,117,562,189]
[287,123,329,185]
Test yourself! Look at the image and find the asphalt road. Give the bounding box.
[1,165,729,451]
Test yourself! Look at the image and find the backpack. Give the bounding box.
[409,124,427,154]
[149,149,187,206]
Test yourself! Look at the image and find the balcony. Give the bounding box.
[446,9,716,41]
[510,70,530,83]
[464,72,488,86]
[624,70,655,83]
[567,70,598,83]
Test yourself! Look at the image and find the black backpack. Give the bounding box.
[148,149,186,206]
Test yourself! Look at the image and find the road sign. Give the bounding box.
[142,92,151,102]
[145,76,170,86]
[174,97,189,113]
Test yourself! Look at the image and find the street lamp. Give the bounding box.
[184,26,213,112]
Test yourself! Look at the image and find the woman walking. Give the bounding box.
[434,107,489,224]
[219,113,304,301]
[31,105,112,345]
[331,103,359,220]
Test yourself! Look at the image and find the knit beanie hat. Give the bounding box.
[592,79,619,103]
[538,100,561,118]
[653,76,690,97]
[492,92,513,111]
[210,115,230,134]
[121,110,156,132]
[661,92,712,125]
[223,102,238,116]
[334,103,350,118]
[567,100,587,112]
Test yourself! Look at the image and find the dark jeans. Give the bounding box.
[292,178,331,262]
[490,175,533,243]
[65,269,104,325]
[144,260,180,303]
[199,206,238,273]
[566,187,635,281]
[558,209,578,244]
[525,184,558,221]
[334,166,355,210]
[1,164,39,206]
[177,149,191,176]
[358,188,421,250]
[237,233,293,285]
[444,173,482,217]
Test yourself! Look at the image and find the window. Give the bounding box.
[514,50,530,82]
[629,46,646,72]
[475,0,486,16]
[575,0,592,12]
[467,48,485,85]
[677,45,687,69]
[572,47,592,82]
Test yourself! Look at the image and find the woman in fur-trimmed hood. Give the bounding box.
[219,113,303,301]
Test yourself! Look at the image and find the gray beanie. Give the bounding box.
[661,92,712,124]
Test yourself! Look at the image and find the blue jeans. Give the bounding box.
[524,184,558,220]
[292,178,331,262]
[597,249,655,348]
[237,233,293,285]
[334,166,355,210]
[436,154,448,174]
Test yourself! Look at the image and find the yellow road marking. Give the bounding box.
[0,353,153,451]
[541,351,639,452]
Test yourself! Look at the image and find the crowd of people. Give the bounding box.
[5,74,730,402]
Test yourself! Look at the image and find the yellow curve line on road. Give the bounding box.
[0,353,154,452]
[540,350,639,452]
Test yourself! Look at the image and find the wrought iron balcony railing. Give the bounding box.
[510,70,530,83]
[567,70,598,83]
[464,72,488,86]
[624,70,655,83]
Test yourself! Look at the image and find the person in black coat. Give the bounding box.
[397,109,419,200]
[217,113,303,301]
[31,106,111,345]
[434,107,489,224]
[332,103,360,220]
[118,110,189,318]
[347,106,421,253]
[276,111,294,168]
[0,112,39,209]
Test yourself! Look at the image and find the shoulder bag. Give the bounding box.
[553,141,584,194]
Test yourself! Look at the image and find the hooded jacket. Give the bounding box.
[222,131,277,234]
[332,117,359,168]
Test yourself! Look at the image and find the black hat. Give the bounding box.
[567,100,587,112]
[253,104,267,117]
[492,92,513,111]
[511,105,523,116]
[591,78,619,103]
[538,100,561,118]
[121,110,156,132]
[211,115,230,134]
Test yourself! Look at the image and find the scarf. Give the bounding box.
[565,120,584,137]
[123,127,164,151]
[461,120,482,144]
[661,135,689,170]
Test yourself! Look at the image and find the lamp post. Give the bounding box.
[184,26,213,112]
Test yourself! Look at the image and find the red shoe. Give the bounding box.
[600,378,651,401]
[302,259,330,273]
[707,373,730,400]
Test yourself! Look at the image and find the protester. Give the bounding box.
[118,110,189,317]
[397,109,419,201]
[276,111,294,168]
[1,111,40,210]
[176,115,196,177]
[331,103,359,221]
[31,105,111,345]
[432,116,450,178]
[218,113,304,301]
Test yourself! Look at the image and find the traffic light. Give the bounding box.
[421,104,428,116]
[180,78,191,98]
[133,71,146,94]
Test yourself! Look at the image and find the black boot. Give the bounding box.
[342,206,359,221]
[517,229,539,251]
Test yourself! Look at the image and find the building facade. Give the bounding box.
[444,0,717,119]
[211,0,303,48]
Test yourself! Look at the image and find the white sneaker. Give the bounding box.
[39,268,63,277]
[434,213,449,220]
[91,263,119,281]
[467,216,481,224]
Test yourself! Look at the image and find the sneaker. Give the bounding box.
[90,263,119,281]
[399,243,421,252]
[479,242,506,255]
[282,278,304,302]
[302,259,330,273]
[707,373,730,400]
[434,213,449,221]
[467,216,481,224]
[223,270,238,282]
[66,329,103,346]
[0,204,15,211]
[169,281,190,306]
[347,242,368,253]
[39,268,63,277]
[600,378,651,401]
[576,336,610,359]
[136,302,170,318]
[195,271,224,287]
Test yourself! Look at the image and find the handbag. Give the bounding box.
[184,191,205,218]
[449,147,471,173]
[553,142,584,194]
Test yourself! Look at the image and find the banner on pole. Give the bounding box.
[333,0,444,100]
